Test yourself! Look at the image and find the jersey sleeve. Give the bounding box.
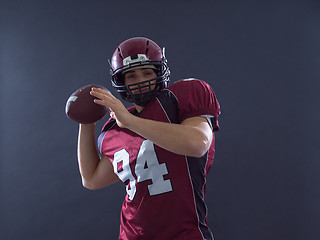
[168,79,221,131]
[97,117,114,155]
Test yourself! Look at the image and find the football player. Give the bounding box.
[77,37,221,240]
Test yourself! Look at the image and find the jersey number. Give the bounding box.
[113,140,173,201]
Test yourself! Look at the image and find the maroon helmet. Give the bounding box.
[109,37,170,106]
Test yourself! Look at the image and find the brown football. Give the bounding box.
[65,84,109,124]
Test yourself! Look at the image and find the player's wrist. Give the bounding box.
[80,122,96,126]
[124,114,140,130]
[79,123,96,131]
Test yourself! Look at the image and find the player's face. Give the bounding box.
[124,68,157,94]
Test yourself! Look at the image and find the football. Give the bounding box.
[65,84,109,124]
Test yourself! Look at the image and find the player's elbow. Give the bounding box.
[81,178,101,190]
[81,175,119,190]
[181,122,213,158]
[190,142,210,158]
[187,136,212,158]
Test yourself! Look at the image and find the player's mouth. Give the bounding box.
[130,86,150,95]
[139,87,150,94]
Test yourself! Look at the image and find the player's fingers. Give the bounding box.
[92,92,119,108]
[90,89,113,101]
[91,87,115,99]
[93,98,110,107]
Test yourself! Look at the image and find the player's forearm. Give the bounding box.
[77,124,100,180]
[126,116,211,157]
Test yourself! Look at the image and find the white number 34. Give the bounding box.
[113,140,173,200]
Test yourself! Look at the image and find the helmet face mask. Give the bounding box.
[110,37,170,106]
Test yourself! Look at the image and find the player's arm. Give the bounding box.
[77,123,119,190]
[90,88,212,157]
[126,115,213,157]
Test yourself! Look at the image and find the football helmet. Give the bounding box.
[109,37,170,106]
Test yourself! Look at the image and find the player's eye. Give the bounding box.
[126,74,135,79]
[144,70,153,75]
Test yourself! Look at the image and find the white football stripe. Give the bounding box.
[68,96,78,102]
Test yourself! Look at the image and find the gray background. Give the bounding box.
[1,0,319,239]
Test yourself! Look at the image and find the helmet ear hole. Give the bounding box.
[117,73,125,83]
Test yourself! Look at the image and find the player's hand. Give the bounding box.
[90,88,133,128]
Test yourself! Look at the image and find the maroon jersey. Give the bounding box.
[98,79,220,240]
